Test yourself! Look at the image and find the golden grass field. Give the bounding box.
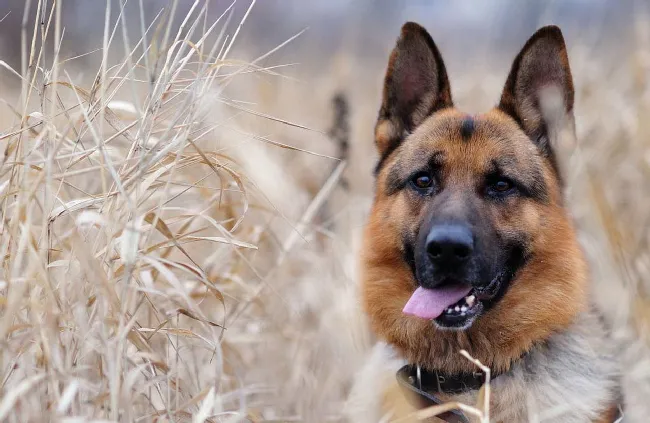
[0,1,648,422]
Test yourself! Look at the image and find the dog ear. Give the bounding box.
[498,26,574,170]
[375,22,453,158]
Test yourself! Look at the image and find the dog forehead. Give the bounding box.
[401,109,537,168]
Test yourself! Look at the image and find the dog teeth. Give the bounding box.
[444,295,477,316]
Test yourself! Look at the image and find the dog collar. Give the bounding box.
[396,364,502,423]
[396,365,625,423]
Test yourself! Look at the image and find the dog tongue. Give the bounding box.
[403,285,473,320]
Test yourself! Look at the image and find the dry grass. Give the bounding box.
[0,1,649,422]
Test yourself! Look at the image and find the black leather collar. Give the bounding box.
[396,364,624,422]
[396,364,501,423]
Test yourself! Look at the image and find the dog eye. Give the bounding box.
[486,177,516,197]
[493,180,512,192]
[410,172,434,190]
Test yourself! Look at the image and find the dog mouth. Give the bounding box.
[402,272,506,330]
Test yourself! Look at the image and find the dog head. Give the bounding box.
[361,23,587,373]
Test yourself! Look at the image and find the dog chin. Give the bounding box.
[432,297,484,331]
[433,313,479,331]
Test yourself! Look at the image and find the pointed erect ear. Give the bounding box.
[375,22,453,158]
[498,26,574,170]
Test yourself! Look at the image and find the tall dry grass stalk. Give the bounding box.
[0,1,344,421]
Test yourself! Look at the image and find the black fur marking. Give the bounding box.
[385,161,405,196]
[403,237,417,280]
[460,116,475,141]
[374,137,403,176]
[481,243,528,312]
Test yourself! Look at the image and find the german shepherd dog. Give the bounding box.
[360,23,620,422]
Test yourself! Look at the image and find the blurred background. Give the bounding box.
[0,1,648,421]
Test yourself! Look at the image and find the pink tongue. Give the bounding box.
[403,285,473,320]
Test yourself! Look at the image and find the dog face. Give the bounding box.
[361,23,588,373]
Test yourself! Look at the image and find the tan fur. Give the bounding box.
[360,22,620,422]
[594,406,618,423]
[592,406,619,423]
[375,120,400,154]
[362,108,587,375]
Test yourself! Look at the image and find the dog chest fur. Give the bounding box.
[453,307,619,422]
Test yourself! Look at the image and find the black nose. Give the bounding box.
[426,224,474,265]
